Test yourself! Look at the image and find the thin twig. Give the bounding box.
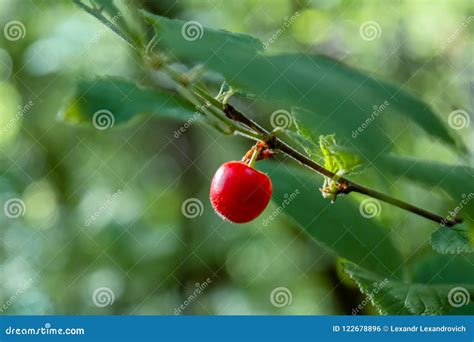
[224,103,462,227]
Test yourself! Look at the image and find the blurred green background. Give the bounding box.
[0,0,472,315]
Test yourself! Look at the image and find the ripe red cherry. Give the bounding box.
[210,161,272,223]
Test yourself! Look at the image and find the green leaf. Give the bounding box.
[431,224,474,254]
[141,11,459,156]
[343,261,474,315]
[413,254,474,284]
[141,11,263,61]
[260,162,404,279]
[359,154,474,249]
[60,77,197,126]
[412,254,474,313]
[375,156,474,218]
[318,134,362,175]
[290,109,322,160]
[357,154,473,223]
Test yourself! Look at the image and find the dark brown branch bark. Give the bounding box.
[224,104,463,227]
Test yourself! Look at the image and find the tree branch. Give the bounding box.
[223,103,463,227]
[74,3,463,228]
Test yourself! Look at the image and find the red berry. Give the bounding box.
[210,161,272,223]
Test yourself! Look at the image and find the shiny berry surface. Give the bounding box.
[210,161,272,223]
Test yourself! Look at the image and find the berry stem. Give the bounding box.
[247,148,260,168]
